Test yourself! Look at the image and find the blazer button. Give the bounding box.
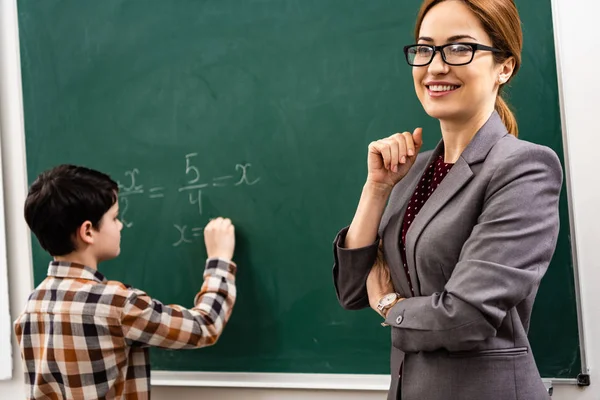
[396,315,403,324]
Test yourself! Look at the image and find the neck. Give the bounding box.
[440,107,494,163]
[54,253,98,270]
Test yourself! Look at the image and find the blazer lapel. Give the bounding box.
[404,111,509,296]
[404,160,473,295]
[383,144,443,298]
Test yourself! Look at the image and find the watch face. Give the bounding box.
[379,293,398,307]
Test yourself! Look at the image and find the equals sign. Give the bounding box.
[149,187,165,198]
[192,227,204,237]
[212,175,233,187]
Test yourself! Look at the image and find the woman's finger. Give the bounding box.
[393,133,408,165]
[412,127,423,153]
[401,131,416,158]
[375,140,392,170]
[386,137,399,172]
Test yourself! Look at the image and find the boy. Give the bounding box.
[14,164,237,399]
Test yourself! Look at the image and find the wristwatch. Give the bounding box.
[376,292,401,318]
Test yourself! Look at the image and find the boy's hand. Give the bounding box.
[204,217,235,261]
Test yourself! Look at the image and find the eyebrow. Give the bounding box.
[417,34,478,42]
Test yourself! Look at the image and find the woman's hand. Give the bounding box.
[367,128,423,190]
[367,258,395,314]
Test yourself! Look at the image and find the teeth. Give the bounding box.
[429,85,458,92]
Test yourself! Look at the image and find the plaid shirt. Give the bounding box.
[14,258,237,399]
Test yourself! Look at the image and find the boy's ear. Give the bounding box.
[77,221,95,245]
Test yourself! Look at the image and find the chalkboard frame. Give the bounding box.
[13,0,588,389]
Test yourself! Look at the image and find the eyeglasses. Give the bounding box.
[403,43,503,66]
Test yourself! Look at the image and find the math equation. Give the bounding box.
[116,153,260,247]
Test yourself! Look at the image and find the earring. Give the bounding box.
[498,76,507,84]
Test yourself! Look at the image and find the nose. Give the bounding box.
[118,219,124,231]
[428,50,449,75]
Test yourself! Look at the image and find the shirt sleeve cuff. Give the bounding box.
[204,257,237,279]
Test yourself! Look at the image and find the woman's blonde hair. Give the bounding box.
[414,0,523,137]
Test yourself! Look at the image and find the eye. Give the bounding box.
[447,44,472,56]
[415,46,433,56]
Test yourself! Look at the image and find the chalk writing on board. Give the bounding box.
[118,169,169,202]
[116,155,261,228]
[117,169,146,227]
[149,187,165,199]
[212,175,233,187]
[179,153,208,214]
[119,197,134,228]
[172,224,193,247]
[172,224,205,247]
[185,153,201,184]
[119,168,144,195]
[235,163,260,186]
[188,189,202,215]
[176,157,262,214]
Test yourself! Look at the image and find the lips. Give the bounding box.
[428,84,459,92]
[425,83,461,97]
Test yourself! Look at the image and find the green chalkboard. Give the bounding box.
[19,0,581,378]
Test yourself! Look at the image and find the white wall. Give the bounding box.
[548,0,600,398]
[1,0,598,398]
[0,0,33,398]
[0,111,12,380]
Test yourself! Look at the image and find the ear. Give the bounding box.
[77,221,95,245]
[498,56,516,85]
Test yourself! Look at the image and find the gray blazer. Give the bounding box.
[333,112,562,400]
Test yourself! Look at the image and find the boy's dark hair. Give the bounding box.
[24,164,118,256]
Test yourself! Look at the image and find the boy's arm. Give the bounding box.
[120,257,237,349]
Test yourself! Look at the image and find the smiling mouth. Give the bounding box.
[426,84,460,93]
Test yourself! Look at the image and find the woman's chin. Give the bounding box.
[422,105,462,122]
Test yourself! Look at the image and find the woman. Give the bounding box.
[332,1,562,399]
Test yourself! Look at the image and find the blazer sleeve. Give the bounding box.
[384,145,563,352]
[332,227,379,310]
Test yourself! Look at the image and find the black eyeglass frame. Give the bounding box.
[403,42,504,66]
